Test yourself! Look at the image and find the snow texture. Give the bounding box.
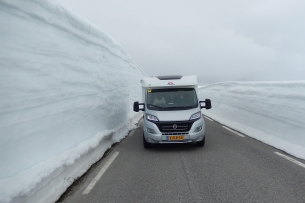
[1,0,305,203]
[199,81,305,160]
[0,0,145,202]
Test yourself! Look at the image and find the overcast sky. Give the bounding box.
[57,0,305,85]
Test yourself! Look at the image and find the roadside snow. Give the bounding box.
[199,81,305,160]
[1,0,305,202]
[0,0,145,202]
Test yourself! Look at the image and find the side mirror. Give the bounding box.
[205,99,211,109]
[133,101,145,112]
[133,101,139,112]
[199,99,212,109]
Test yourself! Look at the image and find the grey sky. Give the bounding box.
[57,0,305,84]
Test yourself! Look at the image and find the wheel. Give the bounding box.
[143,134,152,148]
[196,136,205,147]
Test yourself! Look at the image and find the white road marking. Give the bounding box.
[204,116,213,121]
[129,130,135,136]
[274,152,305,169]
[83,151,119,195]
[222,126,245,137]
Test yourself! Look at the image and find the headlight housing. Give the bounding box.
[146,113,159,122]
[189,111,201,120]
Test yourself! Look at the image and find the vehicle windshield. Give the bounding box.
[146,88,198,111]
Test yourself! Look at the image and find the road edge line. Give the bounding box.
[274,152,305,169]
[129,130,135,136]
[222,126,245,137]
[204,116,214,121]
[83,151,119,195]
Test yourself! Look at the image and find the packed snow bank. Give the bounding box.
[0,0,145,202]
[199,81,305,160]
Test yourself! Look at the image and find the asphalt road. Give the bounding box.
[58,116,305,203]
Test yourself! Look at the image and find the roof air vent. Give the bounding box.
[156,75,183,80]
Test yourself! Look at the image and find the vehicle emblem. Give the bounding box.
[168,82,174,85]
[173,124,177,129]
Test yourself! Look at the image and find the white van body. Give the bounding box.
[134,75,211,148]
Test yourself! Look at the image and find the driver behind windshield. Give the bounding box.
[153,93,166,105]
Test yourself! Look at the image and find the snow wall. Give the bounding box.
[0,0,145,202]
[199,81,305,160]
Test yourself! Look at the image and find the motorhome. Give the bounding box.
[133,75,211,148]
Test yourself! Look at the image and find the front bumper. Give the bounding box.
[143,118,205,144]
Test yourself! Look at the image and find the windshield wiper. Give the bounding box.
[147,104,164,109]
[163,106,194,110]
[163,106,181,110]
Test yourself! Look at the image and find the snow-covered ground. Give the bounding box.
[0,0,145,202]
[1,1,305,203]
[199,81,305,160]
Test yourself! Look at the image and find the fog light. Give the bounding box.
[194,125,202,133]
[147,127,156,134]
[147,137,154,143]
[196,136,203,141]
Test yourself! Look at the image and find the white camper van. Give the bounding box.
[133,75,211,148]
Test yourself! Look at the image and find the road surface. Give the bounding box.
[58,116,305,203]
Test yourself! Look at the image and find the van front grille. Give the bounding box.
[156,120,195,132]
[162,132,189,136]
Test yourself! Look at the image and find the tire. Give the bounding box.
[143,134,152,148]
[196,136,205,147]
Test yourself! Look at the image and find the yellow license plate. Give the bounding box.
[168,136,184,141]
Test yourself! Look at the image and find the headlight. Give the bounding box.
[189,112,201,120]
[146,113,159,122]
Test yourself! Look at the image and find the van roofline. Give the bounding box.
[141,75,198,88]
